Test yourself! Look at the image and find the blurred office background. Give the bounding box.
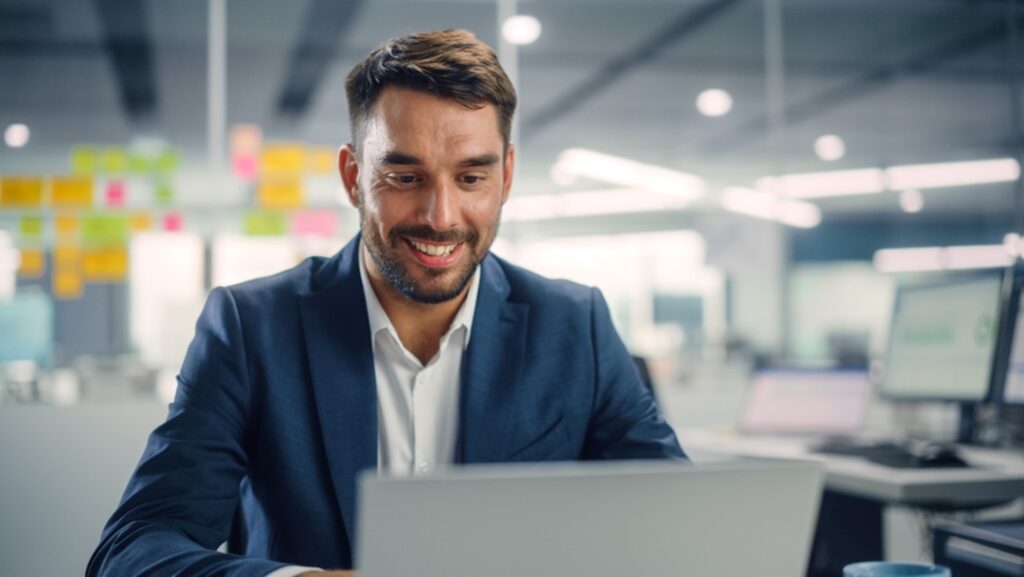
[1,0,1023,575]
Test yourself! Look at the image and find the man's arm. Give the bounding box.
[581,288,687,460]
[86,287,290,577]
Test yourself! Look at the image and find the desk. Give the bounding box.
[680,429,1024,576]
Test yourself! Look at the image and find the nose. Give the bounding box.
[423,179,458,230]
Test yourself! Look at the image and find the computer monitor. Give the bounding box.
[880,272,1003,403]
[992,265,1024,405]
[740,368,870,437]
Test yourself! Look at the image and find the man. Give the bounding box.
[87,29,684,577]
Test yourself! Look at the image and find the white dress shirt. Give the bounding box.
[267,245,480,577]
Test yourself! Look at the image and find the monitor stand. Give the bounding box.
[956,402,977,445]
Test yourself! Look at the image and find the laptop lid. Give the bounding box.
[357,460,823,577]
[739,368,871,436]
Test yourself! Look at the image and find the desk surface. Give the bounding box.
[680,428,1024,506]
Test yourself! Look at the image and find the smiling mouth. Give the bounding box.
[408,239,459,256]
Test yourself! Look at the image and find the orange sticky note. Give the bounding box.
[308,147,336,173]
[18,249,45,278]
[257,176,304,209]
[53,246,83,299]
[51,177,94,207]
[55,214,79,237]
[131,213,152,231]
[261,143,306,174]
[1,177,44,207]
[83,246,128,281]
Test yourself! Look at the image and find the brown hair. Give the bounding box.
[345,29,517,153]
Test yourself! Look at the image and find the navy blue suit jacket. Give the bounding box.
[87,234,684,576]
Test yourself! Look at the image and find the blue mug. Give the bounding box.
[843,562,951,576]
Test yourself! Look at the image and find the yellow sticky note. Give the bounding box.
[20,215,44,237]
[1,177,44,207]
[308,147,336,173]
[51,177,94,207]
[71,146,99,174]
[257,176,304,209]
[100,148,128,173]
[83,247,128,281]
[18,249,45,278]
[131,213,152,231]
[262,143,307,173]
[81,213,128,245]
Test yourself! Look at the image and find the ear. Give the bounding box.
[338,144,361,208]
[500,143,516,206]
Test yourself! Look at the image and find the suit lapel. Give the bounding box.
[459,256,531,463]
[298,235,376,549]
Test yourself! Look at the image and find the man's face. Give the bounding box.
[340,86,514,304]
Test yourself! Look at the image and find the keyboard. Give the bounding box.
[810,439,970,469]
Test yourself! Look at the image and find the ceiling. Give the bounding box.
[0,0,1021,225]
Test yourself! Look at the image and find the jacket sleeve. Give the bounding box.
[86,287,289,577]
[581,287,687,461]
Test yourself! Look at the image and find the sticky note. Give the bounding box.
[233,154,259,181]
[308,147,336,173]
[18,249,45,278]
[258,176,304,209]
[71,146,98,174]
[53,246,82,299]
[293,210,338,237]
[230,124,262,156]
[105,181,126,207]
[154,150,180,173]
[243,212,287,236]
[131,213,151,231]
[154,180,174,204]
[55,214,79,237]
[100,148,128,173]
[1,177,44,207]
[20,215,44,237]
[51,177,94,207]
[83,247,128,281]
[81,214,129,245]
[261,143,306,173]
[162,212,183,232]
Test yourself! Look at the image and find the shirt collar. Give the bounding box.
[358,241,481,350]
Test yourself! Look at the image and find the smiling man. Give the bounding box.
[87,30,684,577]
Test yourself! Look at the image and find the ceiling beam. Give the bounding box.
[520,0,745,142]
[275,0,365,117]
[93,0,157,120]
[703,17,1017,154]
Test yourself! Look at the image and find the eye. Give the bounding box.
[385,173,421,188]
[461,174,485,186]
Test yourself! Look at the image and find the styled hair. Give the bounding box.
[345,29,517,153]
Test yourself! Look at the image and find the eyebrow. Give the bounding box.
[376,151,501,168]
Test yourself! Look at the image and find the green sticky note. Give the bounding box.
[20,215,44,237]
[101,148,128,173]
[154,150,180,173]
[81,213,129,245]
[153,181,174,204]
[127,152,153,173]
[243,212,287,236]
[71,146,98,174]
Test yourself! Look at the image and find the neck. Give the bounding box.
[363,245,469,364]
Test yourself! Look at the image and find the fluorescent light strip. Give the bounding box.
[503,188,689,222]
[885,158,1020,190]
[873,244,1018,273]
[720,186,822,228]
[756,169,885,199]
[554,148,706,201]
[756,158,1020,200]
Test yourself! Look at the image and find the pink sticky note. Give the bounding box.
[163,212,183,232]
[106,181,126,207]
[293,210,338,237]
[232,154,259,181]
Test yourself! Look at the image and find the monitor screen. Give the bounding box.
[996,269,1024,405]
[880,273,1002,401]
[740,369,870,435]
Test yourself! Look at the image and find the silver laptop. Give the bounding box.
[357,460,824,577]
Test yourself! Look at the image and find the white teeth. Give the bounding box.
[411,240,456,256]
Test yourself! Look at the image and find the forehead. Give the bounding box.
[361,86,503,157]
